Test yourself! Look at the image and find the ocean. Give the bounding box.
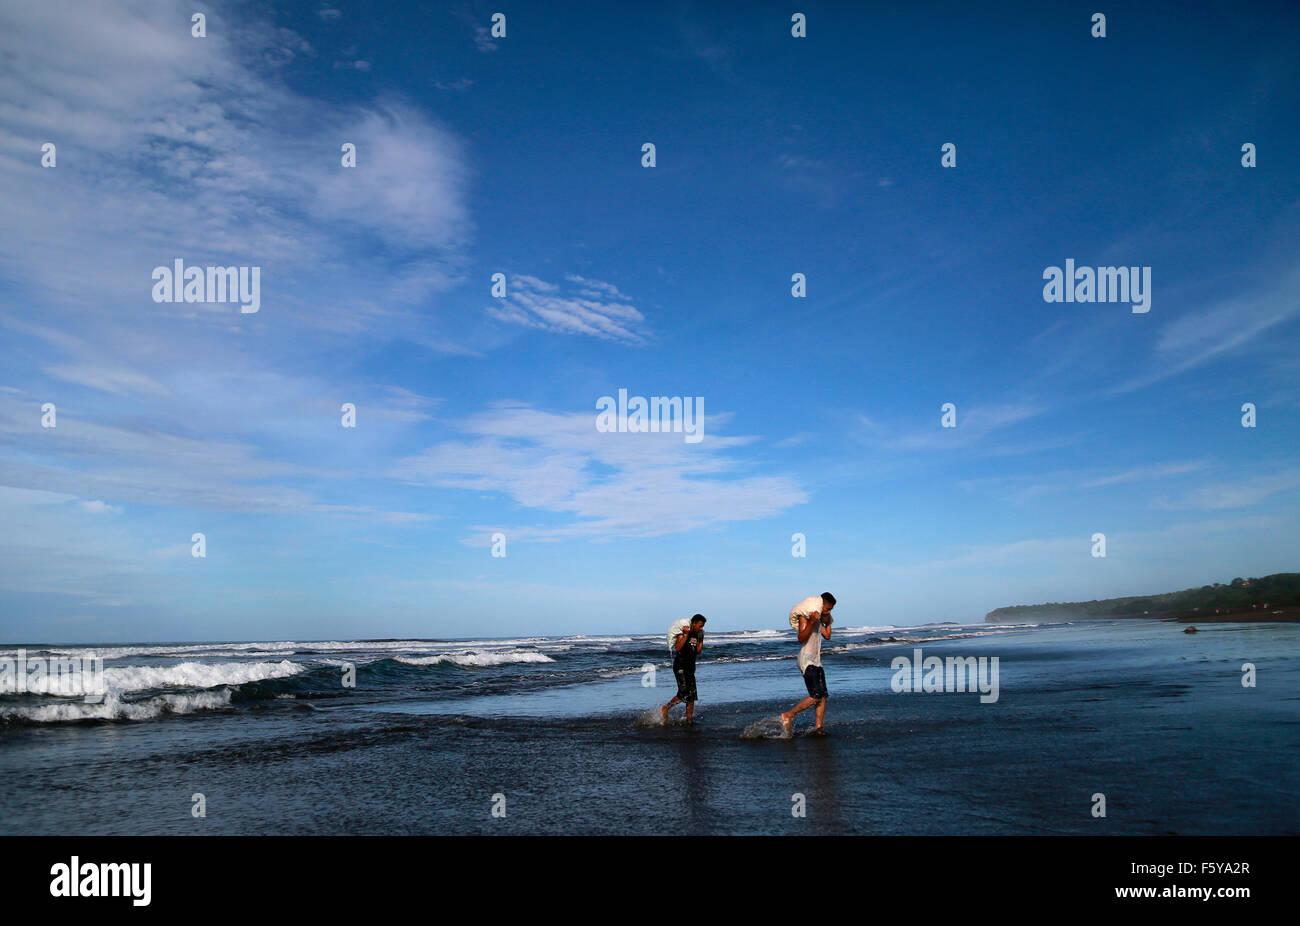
[2,619,1296,835]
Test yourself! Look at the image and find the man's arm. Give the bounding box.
[797,614,818,643]
[820,619,832,641]
[674,631,688,652]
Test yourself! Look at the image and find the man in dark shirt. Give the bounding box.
[661,614,706,724]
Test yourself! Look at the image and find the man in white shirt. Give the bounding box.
[780,592,835,735]
[661,614,706,724]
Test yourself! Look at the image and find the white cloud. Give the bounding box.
[861,402,1046,453]
[676,19,731,76]
[0,392,428,521]
[1111,266,1300,395]
[1152,466,1300,510]
[1082,461,1208,488]
[959,460,1210,504]
[0,0,476,532]
[564,274,626,298]
[41,363,170,398]
[0,1,473,322]
[391,403,805,539]
[0,486,174,606]
[486,274,649,343]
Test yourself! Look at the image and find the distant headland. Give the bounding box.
[985,573,1300,623]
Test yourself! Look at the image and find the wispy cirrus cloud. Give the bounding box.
[0,0,478,535]
[0,0,474,330]
[856,402,1048,454]
[0,486,177,607]
[675,18,734,77]
[0,388,433,521]
[964,459,1300,512]
[473,26,498,52]
[448,6,500,53]
[1110,266,1300,396]
[391,402,805,540]
[960,460,1210,504]
[1083,461,1209,488]
[1151,466,1300,510]
[486,274,650,343]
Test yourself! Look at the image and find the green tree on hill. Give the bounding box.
[985,573,1300,622]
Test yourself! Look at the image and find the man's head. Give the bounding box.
[819,593,836,616]
[690,614,707,629]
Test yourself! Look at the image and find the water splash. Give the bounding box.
[740,715,791,740]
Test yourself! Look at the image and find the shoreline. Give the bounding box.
[987,606,1300,625]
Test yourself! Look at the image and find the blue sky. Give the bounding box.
[1,0,1297,643]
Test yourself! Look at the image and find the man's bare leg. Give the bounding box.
[813,697,827,731]
[661,696,680,723]
[780,696,818,734]
[685,701,695,723]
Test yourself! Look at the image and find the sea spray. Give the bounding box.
[740,715,791,740]
[633,707,667,728]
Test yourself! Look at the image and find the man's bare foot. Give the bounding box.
[780,713,792,736]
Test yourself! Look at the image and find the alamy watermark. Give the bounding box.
[890,647,1000,703]
[49,857,150,906]
[595,388,703,443]
[0,649,106,703]
[1043,259,1150,313]
[151,259,261,313]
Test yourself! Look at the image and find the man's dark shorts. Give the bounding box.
[803,664,828,699]
[673,665,697,702]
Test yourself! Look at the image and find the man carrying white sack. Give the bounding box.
[661,614,706,724]
[780,593,835,735]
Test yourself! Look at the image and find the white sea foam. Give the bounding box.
[0,660,302,723]
[15,660,307,697]
[0,642,305,661]
[0,636,636,662]
[594,664,654,680]
[317,656,379,668]
[1,689,233,723]
[99,660,305,694]
[833,632,998,653]
[0,622,1040,664]
[395,651,555,667]
[707,653,789,665]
